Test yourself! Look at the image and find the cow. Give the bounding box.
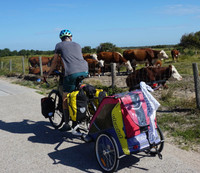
[123,48,168,70]
[152,49,168,60]
[171,49,180,62]
[126,65,182,90]
[29,65,51,75]
[85,58,104,77]
[97,52,133,74]
[154,60,162,66]
[29,56,53,67]
[29,56,64,75]
[83,53,98,61]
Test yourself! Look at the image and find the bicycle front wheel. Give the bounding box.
[95,133,119,173]
[48,90,64,129]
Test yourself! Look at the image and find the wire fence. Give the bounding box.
[0,57,199,109]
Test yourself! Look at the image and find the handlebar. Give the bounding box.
[42,71,88,90]
[53,70,63,76]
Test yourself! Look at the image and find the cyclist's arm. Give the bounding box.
[46,53,59,77]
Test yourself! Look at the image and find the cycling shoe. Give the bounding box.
[72,125,82,136]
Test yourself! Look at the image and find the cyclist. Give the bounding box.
[46,29,88,133]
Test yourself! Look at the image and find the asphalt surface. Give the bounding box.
[0,78,200,173]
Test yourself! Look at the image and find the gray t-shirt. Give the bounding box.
[55,41,88,76]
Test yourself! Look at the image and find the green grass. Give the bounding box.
[157,111,200,151]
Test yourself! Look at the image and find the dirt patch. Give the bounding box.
[84,74,128,88]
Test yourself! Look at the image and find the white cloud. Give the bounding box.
[163,4,200,16]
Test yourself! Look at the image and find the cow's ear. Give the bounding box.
[169,65,172,69]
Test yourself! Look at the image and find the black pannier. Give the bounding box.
[41,97,55,118]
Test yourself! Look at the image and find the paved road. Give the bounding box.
[0,78,200,173]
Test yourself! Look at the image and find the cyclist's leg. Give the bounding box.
[62,72,88,134]
[60,75,74,131]
[61,74,80,130]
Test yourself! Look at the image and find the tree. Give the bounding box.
[0,48,11,57]
[82,46,92,53]
[96,42,116,53]
[11,50,18,56]
[96,42,122,53]
[180,31,200,48]
[18,49,27,57]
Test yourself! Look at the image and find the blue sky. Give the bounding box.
[0,0,200,51]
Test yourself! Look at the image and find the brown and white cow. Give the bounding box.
[85,58,104,77]
[97,52,133,73]
[83,53,98,61]
[29,56,64,75]
[171,49,180,62]
[123,48,168,70]
[152,49,168,60]
[126,65,182,90]
[29,56,53,67]
[29,65,51,75]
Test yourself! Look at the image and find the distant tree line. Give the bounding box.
[1,30,199,57]
[82,42,123,54]
[0,49,54,58]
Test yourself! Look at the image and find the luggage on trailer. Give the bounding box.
[89,82,161,155]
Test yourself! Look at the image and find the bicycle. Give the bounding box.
[42,70,96,140]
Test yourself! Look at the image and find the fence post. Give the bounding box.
[111,63,116,88]
[9,59,12,72]
[192,63,200,109]
[39,56,43,76]
[22,56,25,75]
[0,61,3,69]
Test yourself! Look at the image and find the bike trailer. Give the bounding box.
[89,89,162,155]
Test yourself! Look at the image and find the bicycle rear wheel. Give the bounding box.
[95,133,119,173]
[48,90,64,129]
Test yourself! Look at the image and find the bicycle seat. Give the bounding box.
[76,75,86,82]
[75,75,88,89]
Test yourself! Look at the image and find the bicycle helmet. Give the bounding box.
[59,29,72,39]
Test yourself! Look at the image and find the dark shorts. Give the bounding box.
[63,72,88,92]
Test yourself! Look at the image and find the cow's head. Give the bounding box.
[176,50,181,56]
[98,60,104,67]
[91,53,98,61]
[125,60,133,72]
[158,50,169,60]
[171,65,182,80]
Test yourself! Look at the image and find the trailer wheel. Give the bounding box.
[95,133,119,172]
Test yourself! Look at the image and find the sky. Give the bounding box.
[0,0,200,51]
